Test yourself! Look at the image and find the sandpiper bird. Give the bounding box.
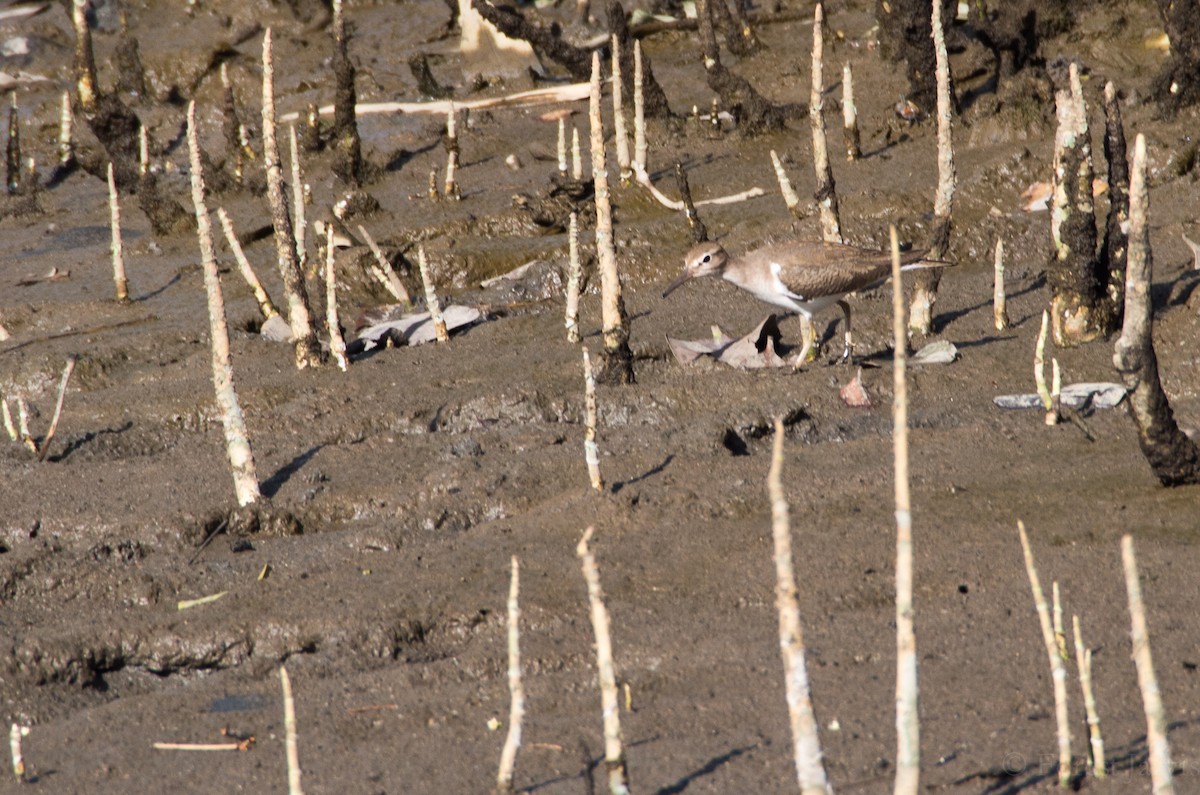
[662,239,944,367]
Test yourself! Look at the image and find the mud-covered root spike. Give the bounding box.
[357,224,411,306]
[262,28,322,370]
[57,90,73,167]
[589,52,634,385]
[633,41,647,176]
[565,212,583,343]
[810,2,841,244]
[766,418,831,795]
[1101,80,1129,323]
[331,0,365,186]
[324,224,348,371]
[216,207,280,322]
[289,125,307,268]
[1121,535,1176,795]
[106,163,129,303]
[1034,310,1058,426]
[557,118,568,177]
[1017,521,1072,788]
[417,244,449,343]
[993,239,1009,330]
[576,527,631,795]
[842,62,861,161]
[6,94,20,195]
[582,347,603,491]
[891,225,919,795]
[909,0,956,337]
[1113,134,1200,485]
[279,666,304,795]
[572,126,583,181]
[494,556,525,794]
[186,101,262,506]
[1071,615,1106,778]
[611,35,631,184]
[769,149,801,217]
[443,103,461,200]
[674,162,708,244]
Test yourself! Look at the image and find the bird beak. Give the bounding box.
[662,270,692,299]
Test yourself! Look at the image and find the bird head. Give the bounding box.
[662,242,729,298]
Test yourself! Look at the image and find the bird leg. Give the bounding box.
[838,299,854,362]
[791,315,817,370]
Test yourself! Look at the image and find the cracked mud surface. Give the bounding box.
[3,1,1200,793]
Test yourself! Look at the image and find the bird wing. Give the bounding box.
[772,242,914,299]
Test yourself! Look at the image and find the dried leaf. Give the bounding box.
[839,368,872,408]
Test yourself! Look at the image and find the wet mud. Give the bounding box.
[3,1,1200,793]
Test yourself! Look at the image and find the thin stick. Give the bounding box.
[1071,615,1106,778]
[611,35,631,184]
[1122,535,1176,794]
[572,126,583,181]
[263,28,321,369]
[138,124,148,176]
[892,225,919,795]
[186,101,262,507]
[769,150,801,214]
[444,103,460,199]
[557,118,568,177]
[153,742,245,751]
[565,212,582,343]
[289,124,307,269]
[357,225,411,305]
[1017,521,1072,787]
[217,208,280,321]
[278,82,593,123]
[38,357,76,463]
[16,398,35,454]
[674,162,707,244]
[768,418,830,794]
[428,167,440,202]
[1035,310,1057,424]
[58,90,73,166]
[417,245,449,342]
[496,555,525,794]
[582,347,603,492]
[9,723,26,781]
[107,163,129,303]
[1051,359,1062,421]
[993,239,1008,330]
[842,62,861,161]
[324,224,348,371]
[1,398,15,441]
[280,666,304,795]
[633,41,647,175]
[810,2,841,244]
[1052,582,1066,660]
[576,527,631,795]
[634,168,765,210]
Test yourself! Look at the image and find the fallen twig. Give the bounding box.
[279,84,591,123]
